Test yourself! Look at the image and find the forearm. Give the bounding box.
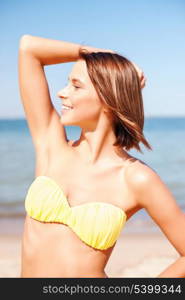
[19,35,105,66]
[157,256,185,278]
[19,35,83,65]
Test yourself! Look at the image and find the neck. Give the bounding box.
[76,122,127,166]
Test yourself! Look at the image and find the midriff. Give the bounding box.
[21,215,114,277]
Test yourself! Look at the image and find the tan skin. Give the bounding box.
[21,143,141,278]
[19,36,185,278]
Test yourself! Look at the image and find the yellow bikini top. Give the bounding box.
[25,176,127,250]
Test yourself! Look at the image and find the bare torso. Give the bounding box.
[21,140,142,277]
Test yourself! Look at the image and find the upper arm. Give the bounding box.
[18,35,68,151]
[128,163,185,257]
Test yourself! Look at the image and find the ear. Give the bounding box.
[103,109,111,118]
[103,108,114,122]
[103,106,110,114]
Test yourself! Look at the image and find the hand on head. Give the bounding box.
[80,46,147,89]
[132,62,147,89]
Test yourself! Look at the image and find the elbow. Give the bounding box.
[19,35,33,52]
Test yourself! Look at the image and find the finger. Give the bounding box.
[141,76,146,86]
[141,79,146,89]
[140,69,146,78]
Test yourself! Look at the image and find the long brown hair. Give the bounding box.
[78,48,152,153]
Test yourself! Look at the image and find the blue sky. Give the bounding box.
[1,0,185,118]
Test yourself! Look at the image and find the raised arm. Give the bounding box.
[18,34,146,161]
[18,35,114,152]
[18,35,82,153]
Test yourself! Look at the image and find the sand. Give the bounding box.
[0,217,179,278]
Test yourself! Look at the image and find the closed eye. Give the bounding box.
[64,82,80,89]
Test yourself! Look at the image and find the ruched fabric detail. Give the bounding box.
[25,176,127,250]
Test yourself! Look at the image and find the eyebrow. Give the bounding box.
[68,77,85,85]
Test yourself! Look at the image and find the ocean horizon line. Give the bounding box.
[1,115,185,120]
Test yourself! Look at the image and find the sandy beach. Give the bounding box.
[0,217,179,278]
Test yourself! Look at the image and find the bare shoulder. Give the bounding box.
[124,158,161,208]
[124,157,182,216]
[125,158,159,186]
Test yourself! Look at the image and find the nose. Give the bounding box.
[57,86,68,99]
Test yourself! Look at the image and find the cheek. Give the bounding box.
[80,99,102,118]
[75,93,101,113]
[74,105,99,121]
[82,106,100,119]
[71,87,102,117]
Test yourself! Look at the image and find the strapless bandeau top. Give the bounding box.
[24,176,127,250]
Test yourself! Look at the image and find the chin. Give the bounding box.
[60,116,75,126]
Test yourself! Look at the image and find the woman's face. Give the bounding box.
[57,59,104,129]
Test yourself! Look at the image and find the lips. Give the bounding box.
[62,104,73,109]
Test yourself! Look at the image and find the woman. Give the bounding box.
[18,35,185,278]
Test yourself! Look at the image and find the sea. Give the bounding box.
[0,117,185,233]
